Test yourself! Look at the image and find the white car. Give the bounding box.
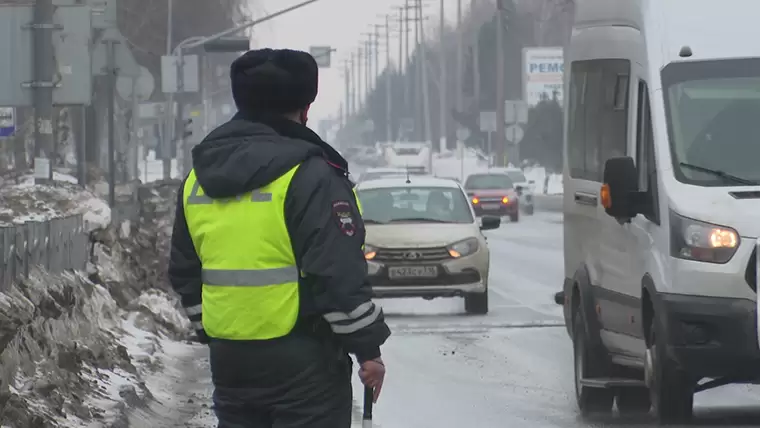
[488,167,536,215]
[355,176,501,314]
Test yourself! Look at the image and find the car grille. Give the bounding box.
[374,246,451,262]
[745,247,756,293]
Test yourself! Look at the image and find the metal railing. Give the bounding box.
[0,215,89,290]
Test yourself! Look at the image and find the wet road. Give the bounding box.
[163,212,760,428]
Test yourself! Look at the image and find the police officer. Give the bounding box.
[168,48,391,428]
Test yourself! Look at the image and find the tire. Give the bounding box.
[616,388,651,415]
[524,205,535,215]
[510,211,520,222]
[573,308,614,416]
[464,292,488,314]
[647,315,694,424]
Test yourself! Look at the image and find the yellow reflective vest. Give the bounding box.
[182,165,301,340]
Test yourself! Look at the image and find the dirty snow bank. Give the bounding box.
[0,178,199,427]
[0,172,110,231]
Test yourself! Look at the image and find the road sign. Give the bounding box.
[523,47,564,107]
[92,28,139,78]
[161,55,199,93]
[0,108,15,138]
[504,100,529,124]
[0,5,92,106]
[479,111,497,132]
[310,46,333,68]
[456,127,470,141]
[505,124,524,144]
[116,66,155,102]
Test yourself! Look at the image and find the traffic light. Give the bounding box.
[183,118,193,139]
[203,37,250,53]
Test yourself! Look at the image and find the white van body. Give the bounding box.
[561,0,760,421]
[384,142,432,171]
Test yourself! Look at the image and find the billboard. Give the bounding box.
[522,47,564,107]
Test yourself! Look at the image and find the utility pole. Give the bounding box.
[384,14,393,141]
[32,0,55,184]
[456,0,464,116]
[356,48,364,110]
[363,38,371,98]
[416,0,433,147]
[393,1,415,123]
[373,24,383,86]
[343,60,351,118]
[396,7,404,71]
[472,0,480,119]
[438,0,447,153]
[106,39,117,207]
[495,1,506,167]
[350,52,357,114]
[163,0,174,180]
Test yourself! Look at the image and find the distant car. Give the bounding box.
[463,172,520,222]
[503,168,536,215]
[355,176,500,314]
[357,167,426,183]
[488,167,536,215]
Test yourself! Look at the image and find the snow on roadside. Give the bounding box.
[523,166,563,195]
[0,172,110,231]
[0,178,202,427]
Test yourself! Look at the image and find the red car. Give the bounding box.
[464,172,520,222]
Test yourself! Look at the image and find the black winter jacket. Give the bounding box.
[168,111,391,362]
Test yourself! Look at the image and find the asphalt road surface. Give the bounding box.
[145,212,760,428]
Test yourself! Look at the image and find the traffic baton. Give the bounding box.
[362,386,374,427]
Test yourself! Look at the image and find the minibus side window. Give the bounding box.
[636,80,660,224]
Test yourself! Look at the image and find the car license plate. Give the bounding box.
[388,266,438,279]
[481,203,501,210]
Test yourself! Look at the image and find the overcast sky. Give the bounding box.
[251,0,470,125]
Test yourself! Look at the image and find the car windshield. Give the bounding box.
[506,171,527,183]
[464,174,514,190]
[394,148,421,155]
[663,59,760,186]
[357,186,474,224]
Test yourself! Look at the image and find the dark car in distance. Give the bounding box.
[464,172,520,222]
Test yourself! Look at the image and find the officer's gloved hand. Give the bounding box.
[193,329,211,344]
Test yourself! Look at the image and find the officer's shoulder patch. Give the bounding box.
[331,200,357,237]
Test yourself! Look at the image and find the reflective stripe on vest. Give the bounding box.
[183,164,301,340]
[352,188,363,215]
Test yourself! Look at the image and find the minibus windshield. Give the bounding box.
[663,58,760,186]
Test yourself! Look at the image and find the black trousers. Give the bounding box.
[209,330,353,428]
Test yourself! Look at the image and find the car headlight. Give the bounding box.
[670,211,739,264]
[364,244,378,260]
[447,238,479,258]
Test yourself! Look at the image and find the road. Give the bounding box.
[147,212,760,428]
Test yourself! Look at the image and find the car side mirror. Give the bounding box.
[515,185,524,195]
[480,215,501,230]
[528,180,535,184]
[602,156,642,221]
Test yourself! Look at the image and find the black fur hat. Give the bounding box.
[230,48,318,114]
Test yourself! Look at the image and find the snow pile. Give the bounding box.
[0,173,111,231]
[0,179,198,427]
[523,166,563,195]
